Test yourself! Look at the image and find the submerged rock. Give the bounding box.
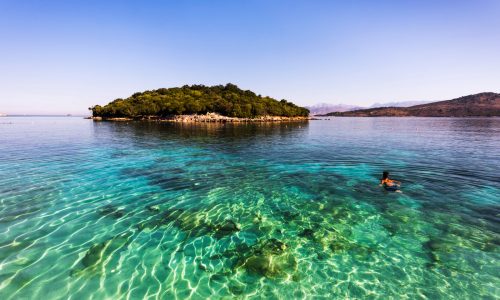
[73,231,133,276]
[81,243,107,268]
[299,228,315,239]
[146,205,160,213]
[213,220,240,239]
[231,238,297,279]
[329,240,350,253]
[210,273,227,283]
[422,238,454,267]
[209,238,297,279]
[281,211,300,222]
[258,238,287,255]
[228,280,245,295]
[243,255,270,275]
[98,204,125,219]
[242,251,297,278]
[135,207,231,242]
[198,262,209,271]
[253,212,263,224]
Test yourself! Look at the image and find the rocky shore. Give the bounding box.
[91,113,310,122]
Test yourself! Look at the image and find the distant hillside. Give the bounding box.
[370,100,432,108]
[306,103,361,115]
[322,93,500,117]
[307,101,430,116]
[90,84,309,119]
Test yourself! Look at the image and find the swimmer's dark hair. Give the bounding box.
[382,171,389,179]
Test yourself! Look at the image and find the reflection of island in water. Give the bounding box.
[93,120,309,146]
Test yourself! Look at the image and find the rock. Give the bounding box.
[81,243,106,268]
[329,240,350,253]
[198,263,208,271]
[259,238,287,255]
[243,255,270,276]
[282,211,300,221]
[316,252,329,260]
[213,220,240,239]
[253,212,263,224]
[235,243,251,253]
[78,231,132,271]
[239,238,297,278]
[210,273,226,283]
[243,252,297,278]
[209,238,297,279]
[98,204,125,219]
[228,281,245,295]
[146,205,160,212]
[299,228,315,239]
[292,273,302,282]
[209,254,223,260]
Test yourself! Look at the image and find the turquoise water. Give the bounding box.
[0,117,499,299]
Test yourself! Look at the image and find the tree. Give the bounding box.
[91,84,309,118]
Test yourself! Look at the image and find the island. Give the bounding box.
[320,92,500,117]
[89,84,310,122]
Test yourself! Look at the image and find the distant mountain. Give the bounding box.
[305,103,362,115]
[322,93,500,117]
[307,101,430,115]
[370,100,432,108]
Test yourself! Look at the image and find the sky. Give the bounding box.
[0,0,499,115]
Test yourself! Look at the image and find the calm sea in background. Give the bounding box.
[0,117,499,299]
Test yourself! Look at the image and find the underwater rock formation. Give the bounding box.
[211,238,298,279]
[135,207,241,242]
[213,220,240,239]
[240,238,297,278]
[281,210,300,223]
[146,205,160,212]
[98,204,125,219]
[299,228,315,239]
[72,231,133,276]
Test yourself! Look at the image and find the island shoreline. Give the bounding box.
[89,113,312,122]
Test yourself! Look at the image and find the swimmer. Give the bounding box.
[380,171,401,192]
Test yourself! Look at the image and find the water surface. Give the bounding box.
[0,117,499,299]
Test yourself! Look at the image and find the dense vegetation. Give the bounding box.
[90,84,309,118]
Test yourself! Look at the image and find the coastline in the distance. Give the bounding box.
[320,92,500,117]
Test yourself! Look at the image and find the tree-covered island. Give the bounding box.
[90,84,310,121]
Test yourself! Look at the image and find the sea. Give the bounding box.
[0,116,499,299]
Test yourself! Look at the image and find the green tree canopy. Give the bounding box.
[90,84,309,118]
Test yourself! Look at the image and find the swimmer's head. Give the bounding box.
[382,171,389,179]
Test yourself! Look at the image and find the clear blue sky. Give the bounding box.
[1,0,499,114]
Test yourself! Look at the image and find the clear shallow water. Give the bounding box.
[0,117,499,299]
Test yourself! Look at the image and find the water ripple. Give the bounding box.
[0,117,499,299]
